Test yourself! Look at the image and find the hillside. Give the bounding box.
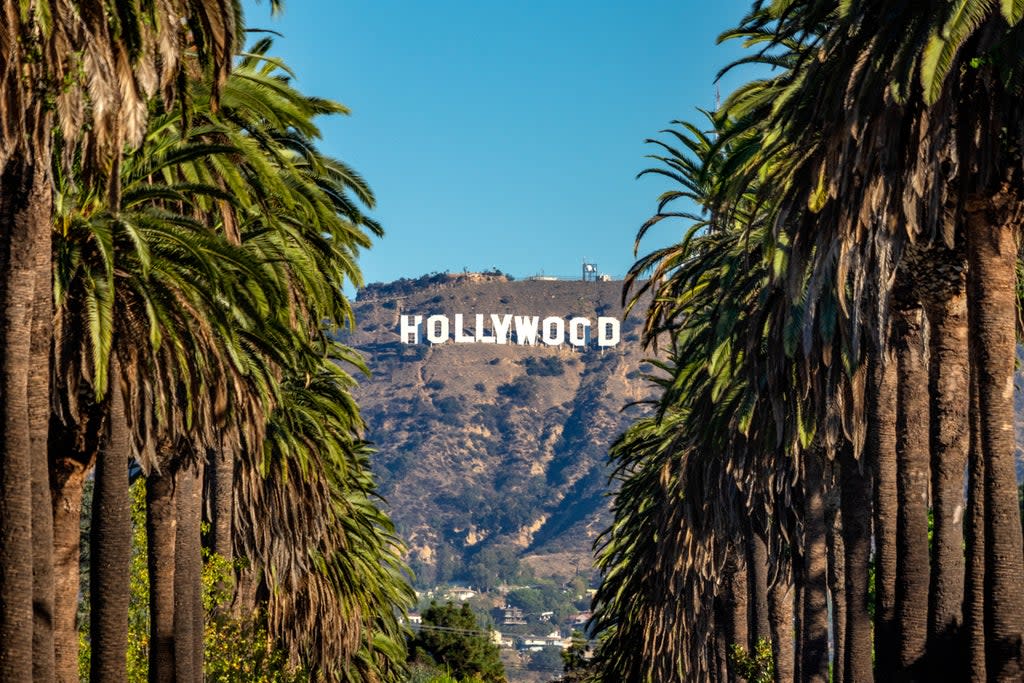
[346,273,655,586]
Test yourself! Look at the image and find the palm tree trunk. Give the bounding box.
[173,465,196,683]
[965,199,1024,680]
[147,467,177,683]
[90,374,131,683]
[839,445,874,683]
[826,477,845,683]
[714,597,730,683]
[768,569,795,683]
[31,216,55,681]
[174,460,205,683]
[206,442,233,620]
[869,345,899,681]
[893,302,930,679]
[52,449,93,683]
[723,549,748,682]
[793,583,804,683]
[747,531,771,651]
[800,452,829,683]
[923,268,969,681]
[0,149,49,683]
[965,361,986,683]
[208,441,234,562]
[192,470,204,680]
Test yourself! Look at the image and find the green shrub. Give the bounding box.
[497,376,538,401]
[521,356,565,377]
[729,638,774,683]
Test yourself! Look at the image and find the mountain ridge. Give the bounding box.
[346,274,654,585]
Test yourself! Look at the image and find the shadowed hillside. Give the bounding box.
[346,273,655,585]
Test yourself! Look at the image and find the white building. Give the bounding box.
[444,587,477,602]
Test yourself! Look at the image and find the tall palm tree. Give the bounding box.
[239,357,414,681]
[892,280,930,678]
[591,407,698,682]
[0,4,244,677]
[89,356,131,683]
[51,120,283,679]
[611,6,1024,682]
[52,38,400,681]
[915,240,970,678]
[713,2,1024,679]
[595,114,820,681]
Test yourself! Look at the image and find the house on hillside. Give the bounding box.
[445,586,477,602]
[545,630,568,649]
[519,637,547,652]
[490,630,515,648]
[503,605,527,625]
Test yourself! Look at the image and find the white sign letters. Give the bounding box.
[399,314,621,348]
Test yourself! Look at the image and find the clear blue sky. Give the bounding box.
[242,1,757,286]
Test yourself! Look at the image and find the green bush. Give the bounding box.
[496,376,538,401]
[729,638,774,683]
[435,396,463,415]
[521,356,564,377]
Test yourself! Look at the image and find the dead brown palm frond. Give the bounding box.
[233,359,413,681]
[1,0,242,179]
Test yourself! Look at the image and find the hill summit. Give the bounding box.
[347,273,654,586]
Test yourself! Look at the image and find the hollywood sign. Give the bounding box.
[399,314,621,347]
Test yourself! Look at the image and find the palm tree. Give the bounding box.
[89,357,131,683]
[596,114,817,681]
[869,314,899,680]
[0,4,244,677]
[238,357,414,681]
[602,5,1024,681]
[837,436,873,681]
[51,123,283,678]
[917,242,969,678]
[768,552,795,683]
[715,2,1024,678]
[799,449,830,683]
[56,39,399,680]
[591,408,697,682]
[747,531,771,653]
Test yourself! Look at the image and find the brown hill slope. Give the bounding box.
[346,274,655,585]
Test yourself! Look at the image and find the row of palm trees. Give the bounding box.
[591,2,1024,682]
[1,4,411,683]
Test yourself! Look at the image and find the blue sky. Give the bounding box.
[242,1,757,286]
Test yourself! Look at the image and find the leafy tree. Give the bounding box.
[506,589,546,616]
[496,376,539,401]
[408,602,506,683]
[466,546,522,591]
[522,356,565,377]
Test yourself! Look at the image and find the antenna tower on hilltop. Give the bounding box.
[582,259,598,282]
